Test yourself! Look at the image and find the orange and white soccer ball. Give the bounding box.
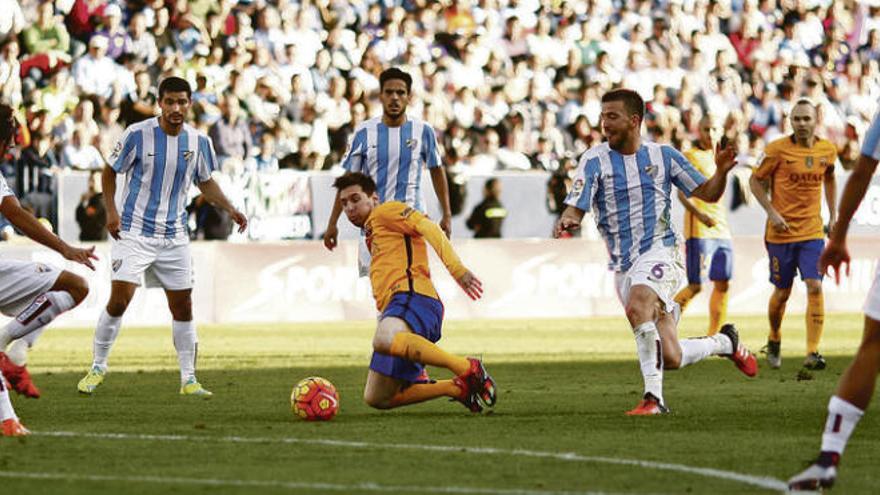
[291,377,339,421]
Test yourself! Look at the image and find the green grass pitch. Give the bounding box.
[1,313,877,494]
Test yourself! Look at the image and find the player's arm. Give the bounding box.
[677,190,716,227]
[424,125,452,237]
[690,143,737,202]
[416,216,482,300]
[196,179,247,233]
[823,165,837,235]
[748,147,789,232]
[102,164,121,239]
[0,195,97,269]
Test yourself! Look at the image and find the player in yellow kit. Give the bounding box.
[334,172,496,413]
[750,99,837,371]
[675,115,733,335]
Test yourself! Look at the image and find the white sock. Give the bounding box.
[173,320,198,384]
[678,335,732,368]
[93,309,123,371]
[0,291,75,349]
[633,321,663,403]
[820,396,865,454]
[6,339,30,366]
[0,372,17,421]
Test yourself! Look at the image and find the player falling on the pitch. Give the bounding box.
[750,98,837,371]
[787,109,880,492]
[555,89,758,415]
[0,103,98,436]
[674,114,734,336]
[334,172,495,412]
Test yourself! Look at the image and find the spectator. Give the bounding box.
[72,35,120,100]
[20,0,72,82]
[75,169,106,241]
[254,132,279,173]
[209,94,252,164]
[466,178,506,239]
[61,126,104,170]
[0,38,21,107]
[0,0,26,44]
[120,70,158,126]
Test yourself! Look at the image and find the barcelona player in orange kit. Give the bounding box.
[750,99,837,371]
[334,172,496,413]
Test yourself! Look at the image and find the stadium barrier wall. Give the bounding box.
[0,237,876,327]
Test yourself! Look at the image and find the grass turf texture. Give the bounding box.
[1,313,877,494]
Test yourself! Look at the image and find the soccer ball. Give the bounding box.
[291,377,339,421]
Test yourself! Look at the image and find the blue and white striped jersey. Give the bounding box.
[565,141,707,272]
[862,110,880,161]
[341,116,441,212]
[110,117,214,239]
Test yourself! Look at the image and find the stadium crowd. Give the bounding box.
[0,0,878,239]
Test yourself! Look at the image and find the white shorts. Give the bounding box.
[111,231,194,290]
[614,245,686,316]
[864,263,880,321]
[0,259,62,316]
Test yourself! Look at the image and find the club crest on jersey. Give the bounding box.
[112,259,123,272]
[805,156,814,169]
[406,138,418,149]
[572,178,585,193]
[35,263,51,273]
[644,164,657,177]
[183,150,194,163]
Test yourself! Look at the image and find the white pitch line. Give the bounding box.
[32,430,788,492]
[0,471,628,495]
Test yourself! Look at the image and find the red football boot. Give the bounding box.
[720,324,758,378]
[0,352,41,398]
[625,393,669,416]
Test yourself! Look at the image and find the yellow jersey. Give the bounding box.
[682,148,731,240]
[365,202,468,312]
[752,135,836,243]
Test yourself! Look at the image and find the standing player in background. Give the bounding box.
[750,99,837,371]
[0,103,97,436]
[787,110,880,492]
[555,89,757,416]
[674,115,734,335]
[323,68,452,276]
[334,172,495,413]
[76,77,247,398]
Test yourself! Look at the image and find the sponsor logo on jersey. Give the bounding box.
[112,259,123,272]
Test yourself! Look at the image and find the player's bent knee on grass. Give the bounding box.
[657,314,683,369]
[373,316,409,354]
[363,370,401,409]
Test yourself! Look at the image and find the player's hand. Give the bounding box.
[62,245,98,271]
[231,209,248,233]
[768,211,790,233]
[323,224,339,251]
[714,141,738,173]
[820,239,850,285]
[106,210,121,240]
[698,213,717,227]
[440,214,452,238]
[456,270,483,300]
[554,214,581,238]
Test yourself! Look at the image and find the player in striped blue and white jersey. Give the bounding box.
[76,77,247,399]
[323,68,452,277]
[788,108,880,491]
[555,89,757,416]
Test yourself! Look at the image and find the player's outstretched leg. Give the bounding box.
[1,271,88,398]
[0,371,29,437]
[79,281,135,395]
[788,316,880,491]
[363,370,482,412]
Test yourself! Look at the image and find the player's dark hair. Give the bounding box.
[0,103,17,147]
[601,89,645,124]
[158,76,192,99]
[333,172,377,195]
[379,68,412,93]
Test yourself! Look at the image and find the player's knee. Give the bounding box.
[106,297,130,316]
[64,273,90,305]
[372,333,392,354]
[688,284,702,295]
[363,389,393,409]
[664,355,681,370]
[625,298,655,325]
[714,280,729,292]
[169,304,192,321]
[772,288,792,303]
[805,280,823,295]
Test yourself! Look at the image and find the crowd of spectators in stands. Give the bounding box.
[0,0,878,237]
